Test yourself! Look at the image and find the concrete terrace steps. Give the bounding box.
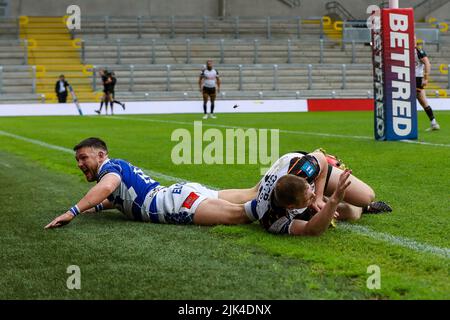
[36,77,92,85]
[21,29,69,35]
[27,58,84,65]
[0,19,19,39]
[0,41,26,65]
[18,16,98,103]
[28,47,81,52]
[82,39,372,65]
[0,94,41,103]
[26,40,76,46]
[6,55,434,101]
[73,16,326,40]
[21,34,72,40]
[83,63,374,94]
[28,51,81,58]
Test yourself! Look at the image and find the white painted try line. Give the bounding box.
[110,116,450,148]
[0,129,448,260]
[339,223,450,259]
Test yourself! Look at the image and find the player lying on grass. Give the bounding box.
[241,150,392,236]
[45,137,390,237]
[45,137,257,229]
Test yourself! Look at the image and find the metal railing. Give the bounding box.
[22,39,28,65]
[278,0,301,8]
[69,15,326,40]
[0,65,36,94]
[342,24,442,50]
[0,39,28,64]
[1,62,449,100]
[414,0,450,11]
[81,38,354,65]
[88,63,373,93]
[0,17,20,39]
[325,1,356,20]
[447,63,450,89]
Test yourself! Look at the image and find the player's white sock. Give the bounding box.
[431,119,437,125]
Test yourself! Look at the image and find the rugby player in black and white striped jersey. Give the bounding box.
[199,60,221,119]
[242,151,392,236]
[415,36,440,131]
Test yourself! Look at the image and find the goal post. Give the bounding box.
[371,0,418,140]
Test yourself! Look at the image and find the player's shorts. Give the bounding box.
[148,182,218,224]
[416,77,424,90]
[202,87,216,96]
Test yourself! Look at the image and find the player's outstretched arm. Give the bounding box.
[44,174,120,229]
[290,169,351,236]
[81,199,114,214]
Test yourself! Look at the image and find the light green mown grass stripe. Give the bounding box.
[110,116,450,148]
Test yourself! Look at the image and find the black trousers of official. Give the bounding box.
[57,92,68,103]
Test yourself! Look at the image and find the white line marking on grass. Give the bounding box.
[399,139,450,148]
[110,116,372,141]
[1,129,449,259]
[110,116,450,148]
[0,130,75,153]
[0,162,12,168]
[339,223,450,259]
[0,130,186,183]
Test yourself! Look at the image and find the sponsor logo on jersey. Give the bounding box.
[182,192,199,209]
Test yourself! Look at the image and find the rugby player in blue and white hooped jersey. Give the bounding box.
[243,151,392,236]
[45,137,256,229]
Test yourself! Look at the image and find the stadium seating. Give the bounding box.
[0,15,449,103]
[82,39,373,65]
[0,40,26,65]
[84,63,374,101]
[0,17,19,40]
[0,65,40,103]
[71,16,325,40]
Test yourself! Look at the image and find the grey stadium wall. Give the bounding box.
[6,0,426,19]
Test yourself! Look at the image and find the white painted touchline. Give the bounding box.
[0,130,186,184]
[109,116,450,148]
[0,161,12,168]
[0,129,448,259]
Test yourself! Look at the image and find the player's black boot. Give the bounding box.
[362,201,392,214]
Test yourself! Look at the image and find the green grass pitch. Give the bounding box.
[0,110,448,299]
